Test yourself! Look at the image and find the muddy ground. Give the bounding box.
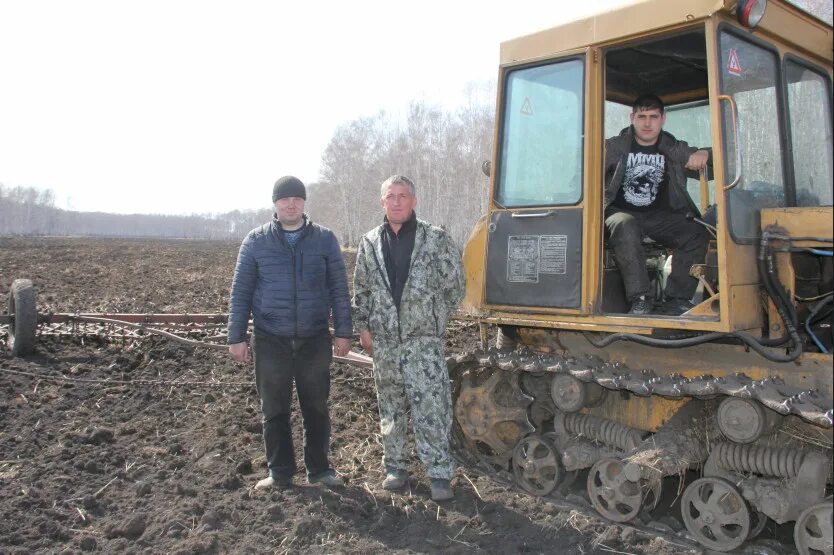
[0,237,707,554]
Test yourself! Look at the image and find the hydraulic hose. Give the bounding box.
[584,331,725,349]
[792,248,833,257]
[760,233,799,328]
[582,329,798,361]
[805,296,834,354]
[758,231,803,360]
[764,233,833,243]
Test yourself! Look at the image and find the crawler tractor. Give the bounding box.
[449,0,833,552]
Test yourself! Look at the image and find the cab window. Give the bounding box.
[663,101,713,208]
[719,30,786,241]
[496,59,584,207]
[785,60,833,206]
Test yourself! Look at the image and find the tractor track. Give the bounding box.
[446,348,833,554]
[447,348,833,429]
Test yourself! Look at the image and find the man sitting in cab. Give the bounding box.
[604,93,711,316]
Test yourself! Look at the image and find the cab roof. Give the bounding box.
[499,0,833,67]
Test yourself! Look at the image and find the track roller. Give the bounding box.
[586,457,659,523]
[716,397,781,444]
[511,434,563,496]
[681,476,751,552]
[550,374,604,412]
[794,500,833,555]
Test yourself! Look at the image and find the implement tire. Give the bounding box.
[8,279,37,357]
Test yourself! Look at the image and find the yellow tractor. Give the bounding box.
[450,0,832,552]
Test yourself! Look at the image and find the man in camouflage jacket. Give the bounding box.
[353,175,465,502]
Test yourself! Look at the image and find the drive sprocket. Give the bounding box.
[453,366,535,468]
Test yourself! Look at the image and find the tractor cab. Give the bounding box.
[463,0,833,347]
[451,5,832,552]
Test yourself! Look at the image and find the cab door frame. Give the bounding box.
[482,47,594,315]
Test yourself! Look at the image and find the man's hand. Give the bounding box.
[229,341,250,363]
[333,337,351,357]
[359,329,373,355]
[685,149,709,171]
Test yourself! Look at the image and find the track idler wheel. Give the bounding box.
[794,500,833,555]
[681,477,751,552]
[511,434,562,497]
[7,279,37,357]
[454,367,534,467]
[586,458,659,523]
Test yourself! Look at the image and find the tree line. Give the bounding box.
[1,89,496,247]
[0,183,273,240]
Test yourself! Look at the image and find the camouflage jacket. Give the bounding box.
[353,219,464,343]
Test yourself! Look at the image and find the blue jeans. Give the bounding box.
[252,331,333,480]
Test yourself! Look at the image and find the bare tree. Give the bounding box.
[314,81,495,247]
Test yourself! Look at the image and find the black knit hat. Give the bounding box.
[272,176,307,202]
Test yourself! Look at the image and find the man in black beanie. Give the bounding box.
[272,175,307,203]
[227,175,353,489]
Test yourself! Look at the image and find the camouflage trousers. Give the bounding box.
[372,336,455,480]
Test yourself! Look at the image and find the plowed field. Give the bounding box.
[0,237,696,554]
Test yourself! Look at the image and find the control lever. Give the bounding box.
[686,211,717,238]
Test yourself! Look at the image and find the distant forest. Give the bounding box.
[1,91,495,248]
[0,183,274,241]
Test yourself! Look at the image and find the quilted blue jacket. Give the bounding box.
[227,216,352,343]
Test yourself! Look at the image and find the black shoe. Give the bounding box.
[628,296,653,315]
[660,299,695,316]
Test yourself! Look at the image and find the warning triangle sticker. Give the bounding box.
[520,97,533,115]
[727,48,742,76]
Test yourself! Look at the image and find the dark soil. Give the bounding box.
[0,237,698,554]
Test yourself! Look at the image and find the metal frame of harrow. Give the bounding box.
[1,311,373,369]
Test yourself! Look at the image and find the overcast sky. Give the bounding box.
[0,0,631,215]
